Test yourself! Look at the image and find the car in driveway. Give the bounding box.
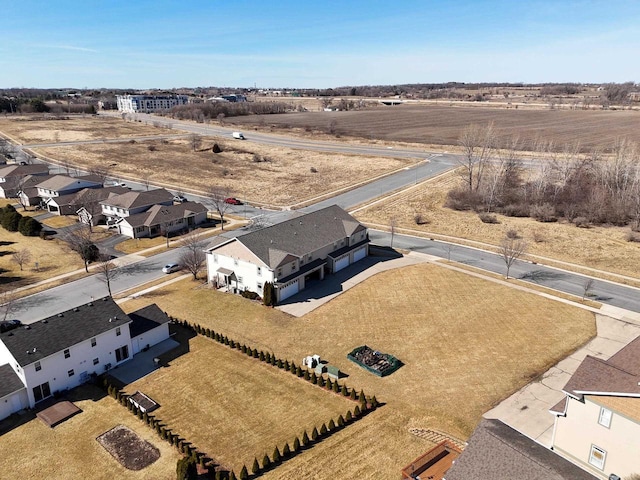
[224,197,243,205]
[0,319,22,333]
[162,263,181,274]
[173,195,188,203]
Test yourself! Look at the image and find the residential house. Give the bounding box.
[36,174,103,212]
[117,201,208,238]
[100,188,174,224]
[550,335,640,479]
[16,174,54,208]
[205,205,369,303]
[444,419,598,480]
[0,297,170,421]
[0,164,49,198]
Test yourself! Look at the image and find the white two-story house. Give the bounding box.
[0,164,49,198]
[0,298,170,421]
[99,188,174,225]
[35,174,103,211]
[550,335,640,480]
[205,205,369,303]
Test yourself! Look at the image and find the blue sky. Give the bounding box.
[1,0,639,89]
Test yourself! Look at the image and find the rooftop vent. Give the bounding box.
[41,320,48,324]
[74,308,79,312]
[88,302,93,306]
[32,347,37,353]
[108,318,112,323]
[58,313,63,317]
[24,325,31,330]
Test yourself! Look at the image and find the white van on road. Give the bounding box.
[232,132,245,140]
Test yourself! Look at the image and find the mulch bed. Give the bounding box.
[97,425,160,470]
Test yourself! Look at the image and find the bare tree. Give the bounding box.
[11,248,31,271]
[178,231,206,280]
[320,97,334,109]
[65,225,99,272]
[0,290,18,322]
[96,254,120,297]
[442,243,455,262]
[247,214,272,231]
[457,122,497,192]
[76,188,104,232]
[499,236,527,279]
[389,217,397,249]
[208,186,233,230]
[188,134,202,152]
[89,165,111,185]
[582,278,595,301]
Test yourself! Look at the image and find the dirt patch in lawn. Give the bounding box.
[354,171,640,281]
[97,424,161,471]
[31,138,412,207]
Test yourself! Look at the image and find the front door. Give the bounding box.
[33,382,51,403]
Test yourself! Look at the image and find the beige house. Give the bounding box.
[550,335,640,479]
[116,201,208,239]
[99,188,174,223]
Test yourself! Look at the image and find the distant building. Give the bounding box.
[116,94,189,113]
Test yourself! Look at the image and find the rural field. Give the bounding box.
[33,137,411,206]
[0,385,180,480]
[228,104,640,151]
[121,264,595,479]
[127,335,354,474]
[354,171,640,281]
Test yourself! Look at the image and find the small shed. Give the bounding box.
[326,365,340,380]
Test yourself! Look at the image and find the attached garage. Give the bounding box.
[334,255,350,272]
[353,246,367,262]
[279,279,299,301]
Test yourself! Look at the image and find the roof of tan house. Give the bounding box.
[122,201,207,228]
[562,335,640,399]
[36,174,101,192]
[444,419,597,480]
[101,188,174,209]
[220,205,367,269]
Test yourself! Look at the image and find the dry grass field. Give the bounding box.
[0,385,179,480]
[127,335,354,473]
[0,115,165,144]
[121,264,595,479]
[33,138,411,206]
[229,104,640,151]
[354,172,640,280]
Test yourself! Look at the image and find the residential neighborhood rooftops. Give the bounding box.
[0,164,49,180]
[35,174,101,192]
[128,304,171,338]
[122,201,207,228]
[100,188,174,209]
[444,419,598,480]
[0,297,131,366]
[227,205,367,268]
[0,363,24,398]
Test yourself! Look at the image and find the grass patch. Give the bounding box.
[0,385,179,480]
[127,335,354,473]
[41,215,78,228]
[121,263,595,478]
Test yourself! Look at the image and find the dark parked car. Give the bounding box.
[0,319,22,333]
[224,197,243,205]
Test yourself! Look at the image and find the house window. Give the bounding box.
[93,358,99,365]
[257,266,262,276]
[213,254,218,263]
[589,445,606,470]
[291,264,296,272]
[64,349,70,359]
[598,407,612,428]
[34,361,42,372]
[116,327,121,336]
[91,337,97,347]
[68,369,75,377]
[257,282,263,290]
[277,269,282,277]
[237,276,243,284]
[234,259,238,266]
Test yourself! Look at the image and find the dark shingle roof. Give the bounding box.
[128,304,170,338]
[562,355,640,398]
[232,205,366,268]
[123,201,207,228]
[0,297,130,367]
[0,363,25,398]
[444,419,598,480]
[0,164,49,179]
[36,175,101,192]
[100,188,174,209]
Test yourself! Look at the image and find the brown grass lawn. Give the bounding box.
[229,104,640,151]
[121,264,595,479]
[0,115,165,144]
[40,215,78,228]
[127,335,354,473]
[33,138,412,206]
[0,385,179,480]
[354,171,640,280]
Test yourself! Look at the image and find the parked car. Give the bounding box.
[0,319,22,333]
[162,263,181,274]
[173,195,188,203]
[232,131,245,140]
[224,197,243,205]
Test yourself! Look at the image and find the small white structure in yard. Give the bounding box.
[302,354,322,369]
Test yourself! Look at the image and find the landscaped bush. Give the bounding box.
[240,290,259,300]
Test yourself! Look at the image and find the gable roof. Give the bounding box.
[35,175,101,192]
[0,297,131,367]
[121,201,207,228]
[225,205,366,269]
[0,164,49,180]
[444,419,597,480]
[0,363,24,399]
[100,188,174,210]
[128,304,170,337]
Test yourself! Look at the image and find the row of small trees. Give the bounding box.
[0,205,42,237]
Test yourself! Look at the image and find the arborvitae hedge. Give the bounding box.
[262,454,271,469]
[311,427,319,441]
[282,442,291,457]
[272,446,281,463]
[239,465,249,480]
[293,437,301,451]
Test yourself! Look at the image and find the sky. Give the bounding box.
[1,0,639,89]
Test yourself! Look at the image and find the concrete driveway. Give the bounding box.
[484,306,640,447]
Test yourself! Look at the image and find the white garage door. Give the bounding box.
[279,279,299,301]
[353,247,367,262]
[334,255,350,272]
